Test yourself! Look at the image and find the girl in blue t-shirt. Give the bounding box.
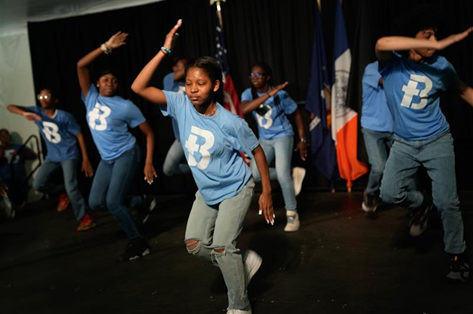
[77,32,157,262]
[241,62,308,232]
[132,20,274,314]
[376,6,472,283]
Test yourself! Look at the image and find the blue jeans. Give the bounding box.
[362,128,393,195]
[162,139,190,176]
[33,159,86,221]
[185,178,255,310]
[88,145,141,240]
[380,132,466,254]
[251,135,296,211]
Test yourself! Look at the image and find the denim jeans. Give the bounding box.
[185,178,255,310]
[162,139,190,176]
[88,145,141,240]
[33,159,86,221]
[362,128,393,195]
[380,132,466,254]
[250,135,296,211]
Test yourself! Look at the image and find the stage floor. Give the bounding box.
[1,190,472,314]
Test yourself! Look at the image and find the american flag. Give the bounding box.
[215,26,244,118]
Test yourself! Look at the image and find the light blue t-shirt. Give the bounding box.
[379,53,459,141]
[82,85,145,160]
[361,61,393,133]
[161,91,259,205]
[241,88,296,140]
[26,106,80,162]
[163,72,186,140]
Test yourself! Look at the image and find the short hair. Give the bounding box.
[185,56,224,105]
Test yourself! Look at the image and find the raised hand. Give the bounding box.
[105,31,129,49]
[437,27,473,50]
[163,19,183,51]
[268,81,289,97]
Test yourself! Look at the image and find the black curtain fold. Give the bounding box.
[26,0,473,192]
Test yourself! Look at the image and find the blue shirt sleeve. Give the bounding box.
[279,91,298,115]
[162,91,187,119]
[235,119,259,158]
[81,84,99,111]
[241,88,252,102]
[124,101,146,128]
[363,62,382,89]
[65,112,81,135]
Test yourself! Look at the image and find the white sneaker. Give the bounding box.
[227,309,252,314]
[284,211,300,232]
[292,167,306,196]
[244,250,262,284]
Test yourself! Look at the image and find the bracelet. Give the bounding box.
[101,43,112,54]
[161,47,172,55]
[300,138,307,143]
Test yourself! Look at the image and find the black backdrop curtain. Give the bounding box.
[27,0,473,194]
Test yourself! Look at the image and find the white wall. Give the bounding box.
[0,32,42,156]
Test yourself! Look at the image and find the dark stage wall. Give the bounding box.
[27,0,473,194]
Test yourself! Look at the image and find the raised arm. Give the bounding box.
[241,82,289,115]
[252,145,274,225]
[131,20,182,106]
[376,27,473,64]
[77,32,128,97]
[76,132,94,177]
[7,104,42,122]
[137,121,157,184]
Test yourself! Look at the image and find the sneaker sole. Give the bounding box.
[362,202,377,213]
[127,248,151,261]
[77,222,96,232]
[245,251,263,284]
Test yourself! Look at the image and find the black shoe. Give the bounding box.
[447,254,470,283]
[119,238,151,261]
[409,194,433,237]
[362,192,378,212]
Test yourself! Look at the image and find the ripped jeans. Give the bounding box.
[184,178,255,311]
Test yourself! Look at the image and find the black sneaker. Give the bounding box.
[409,194,433,237]
[447,254,470,283]
[362,192,378,212]
[119,238,151,261]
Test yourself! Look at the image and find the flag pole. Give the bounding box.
[210,0,225,28]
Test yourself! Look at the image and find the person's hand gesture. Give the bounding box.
[259,191,275,225]
[437,27,473,50]
[144,162,157,185]
[295,141,308,161]
[268,82,289,97]
[105,32,128,50]
[22,112,42,122]
[163,19,183,52]
[81,160,94,178]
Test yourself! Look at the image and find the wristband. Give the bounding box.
[101,43,112,54]
[161,47,172,55]
[300,138,307,143]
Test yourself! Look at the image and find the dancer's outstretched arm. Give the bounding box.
[77,31,128,97]
[132,20,182,105]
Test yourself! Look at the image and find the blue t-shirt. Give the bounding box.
[82,85,145,160]
[361,61,393,133]
[26,106,80,162]
[161,91,259,205]
[241,88,296,140]
[163,72,186,140]
[379,53,459,141]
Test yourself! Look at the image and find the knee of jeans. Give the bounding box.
[32,179,44,192]
[162,166,174,177]
[380,187,405,204]
[185,239,201,255]
[212,246,226,257]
